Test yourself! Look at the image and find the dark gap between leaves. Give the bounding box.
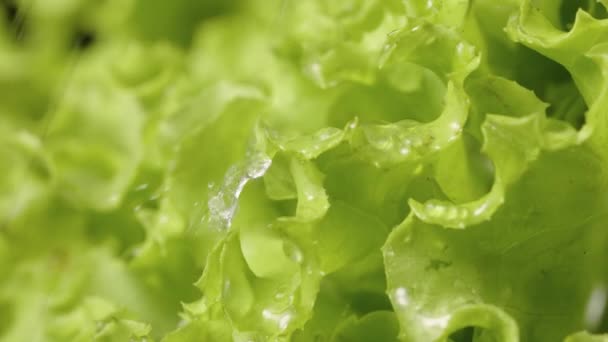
[73,29,96,50]
[514,47,587,130]
[448,326,475,342]
[560,0,608,31]
[1,0,27,42]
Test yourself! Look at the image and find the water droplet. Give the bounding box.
[207,154,271,230]
[304,192,315,201]
[369,133,393,150]
[283,241,304,264]
[421,315,449,329]
[346,119,358,130]
[585,285,607,330]
[207,194,231,226]
[262,309,294,332]
[246,156,272,179]
[473,202,489,217]
[456,42,466,54]
[446,206,459,220]
[393,287,409,306]
[234,177,249,198]
[426,203,446,217]
[317,130,334,141]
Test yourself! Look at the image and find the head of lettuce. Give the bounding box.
[1,0,608,341]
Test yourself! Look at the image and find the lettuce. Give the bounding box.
[2,0,608,341]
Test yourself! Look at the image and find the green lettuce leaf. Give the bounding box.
[3,0,608,341]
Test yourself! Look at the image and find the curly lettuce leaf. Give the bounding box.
[3,0,608,341]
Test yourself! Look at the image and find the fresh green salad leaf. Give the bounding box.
[2,0,608,341]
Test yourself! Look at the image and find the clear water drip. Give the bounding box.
[585,284,607,330]
[283,240,304,264]
[366,128,394,150]
[393,287,410,306]
[421,314,449,329]
[473,202,489,217]
[246,155,272,179]
[207,153,272,230]
[262,308,295,332]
